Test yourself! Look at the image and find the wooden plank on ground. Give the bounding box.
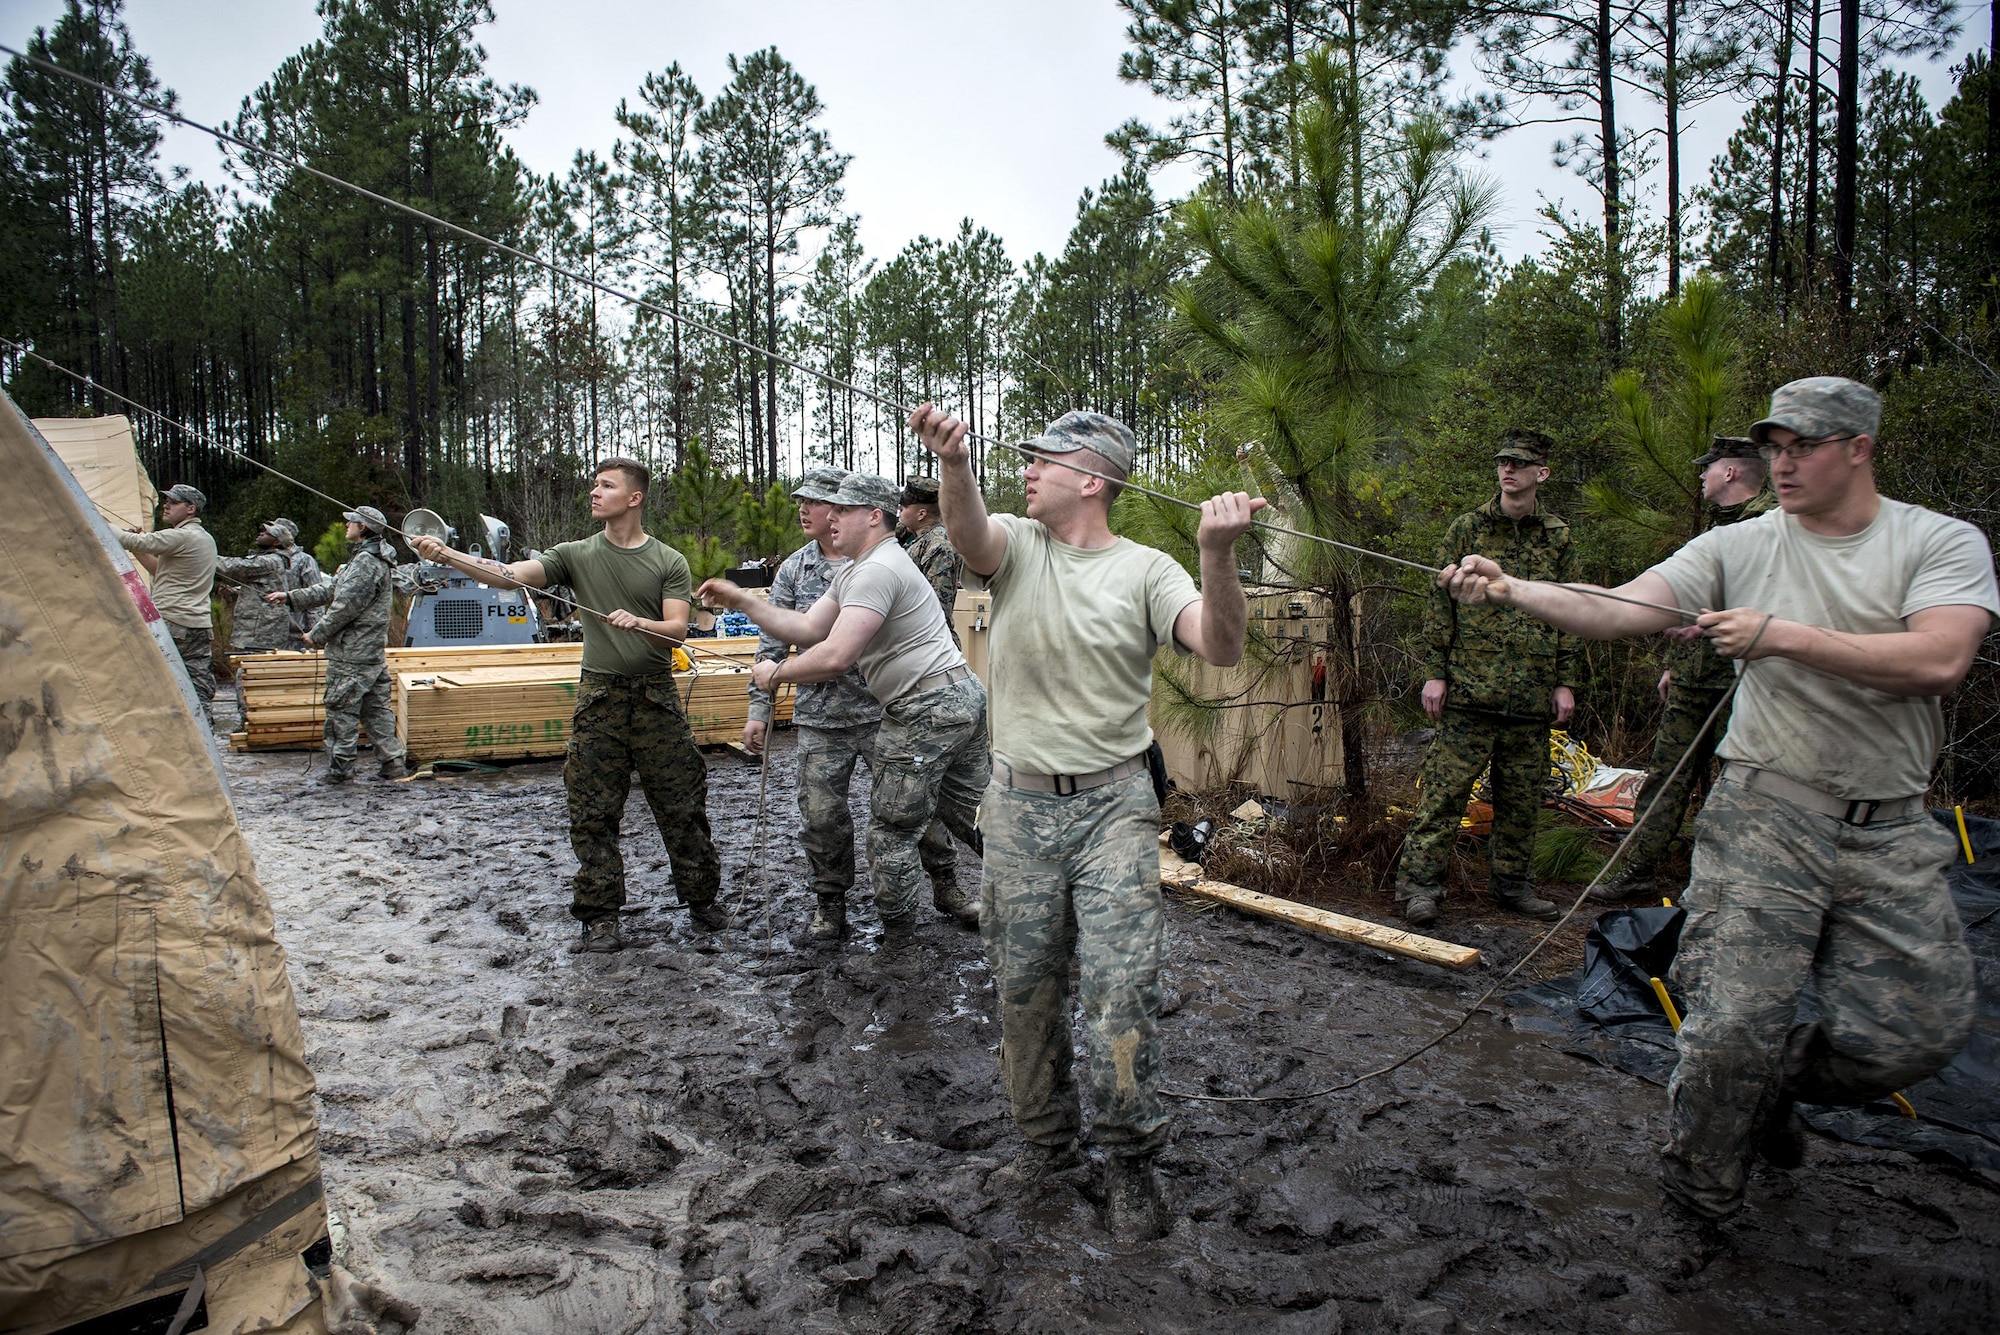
[1159,847,1480,971]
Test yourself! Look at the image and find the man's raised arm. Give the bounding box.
[909,403,1008,579]
[410,534,548,590]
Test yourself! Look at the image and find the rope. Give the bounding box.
[1162,615,1773,1105]
[0,333,751,672]
[0,43,1703,627]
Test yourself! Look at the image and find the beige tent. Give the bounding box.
[0,391,327,1334]
[32,413,158,535]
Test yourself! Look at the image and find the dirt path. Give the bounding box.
[225,731,1998,1334]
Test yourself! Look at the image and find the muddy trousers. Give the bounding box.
[982,771,1167,1158]
[167,620,215,708]
[565,670,722,924]
[865,678,989,923]
[1662,779,1977,1219]
[796,722,957,902]
[1620,684,1732,875]
[320,660,407,774]
[1396,709,1547,898]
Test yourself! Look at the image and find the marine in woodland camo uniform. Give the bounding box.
[115,483,218,712]
[1602,440,1767,896]
[280,506,409,782]
[747,467,963,934]
[1395,432,1576,922]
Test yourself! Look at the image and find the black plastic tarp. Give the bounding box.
[1510,810,2000,1182]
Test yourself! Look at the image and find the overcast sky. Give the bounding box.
[1,0,1985,276]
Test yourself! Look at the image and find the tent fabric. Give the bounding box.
[0,392,324,1332]
[1510,810,2000,1182]
[30,414,157,537]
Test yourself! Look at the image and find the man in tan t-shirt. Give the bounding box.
[910,403,1262,1241]
[117,482,219,718]
[1437,376,1997,1274]
[702,472,988,972]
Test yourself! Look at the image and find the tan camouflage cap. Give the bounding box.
[791,464,850,502]
[1018,410,1138,476]
[343,505,389,534]
[827,472,901,515]
[1749,376,1881,446]
[163,483,206,509]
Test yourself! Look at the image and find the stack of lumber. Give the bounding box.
[231,637,781,755]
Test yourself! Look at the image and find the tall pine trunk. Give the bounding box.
[1832,0,1859,318]
[1598,0,1623,354]
[1768,0,1794,309]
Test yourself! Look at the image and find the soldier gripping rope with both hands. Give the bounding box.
[1595,436,1769,903]
[912,403,1264,1241]
[414,458,727,953]
[267,506,411,785]
[742,466,973,949]
[702,472,987,980]
[1435,377,1998,1274]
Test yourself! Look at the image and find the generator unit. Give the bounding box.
[399,508,542,648]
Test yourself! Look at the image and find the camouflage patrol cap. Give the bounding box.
[791,464,850,502]
[900,475,941,506]
[262,517,298,541]
[1693,436,1760,470]
[1493,430,1554,465]
[343,505,389,534]
[162,483,206,509]
[827,472,901,516]
[1018,410,1138,476]
[1749,376,1882,446]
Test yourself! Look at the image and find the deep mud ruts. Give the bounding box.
[226,725,1999,1334]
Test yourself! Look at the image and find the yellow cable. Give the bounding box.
[1889,1092,1917,1119]
[1955,805,1975,864]
[1649,977,1683,1032]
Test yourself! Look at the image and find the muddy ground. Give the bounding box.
[221,719,1999,1334]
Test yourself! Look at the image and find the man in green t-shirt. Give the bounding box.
[413,457,725,953]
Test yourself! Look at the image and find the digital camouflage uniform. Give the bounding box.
[216,551,293,651]
[1663,779,1976,1217]
[1619,497,1758,880]
[277,525,325,634]
[900,518,965,892]
[982,771,1166,1155]
[868,676,989,922]
[1397,493,1574,904]
[747,539,955,903]
[566,671,721,922]
[286,537,408,777]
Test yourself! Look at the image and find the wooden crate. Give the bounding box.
[1150,590,1343,800]
[232,637,780,754]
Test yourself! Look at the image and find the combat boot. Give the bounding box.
[1754,1094,1807,1170]
[1645,1193,1727,1281]
[931,875,980,928]
[983,1140,1080,1198]
[1491,878,1560,920]
[377,756,410,781]
[318,765,353,787]
[1589,863,1662,904]
[877,913,922,981]
[579,918,623,954]
[1397,882,1441,928]
[807,893,848,946]
[687,900,733,932]
[1103,1155,1169,1241]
